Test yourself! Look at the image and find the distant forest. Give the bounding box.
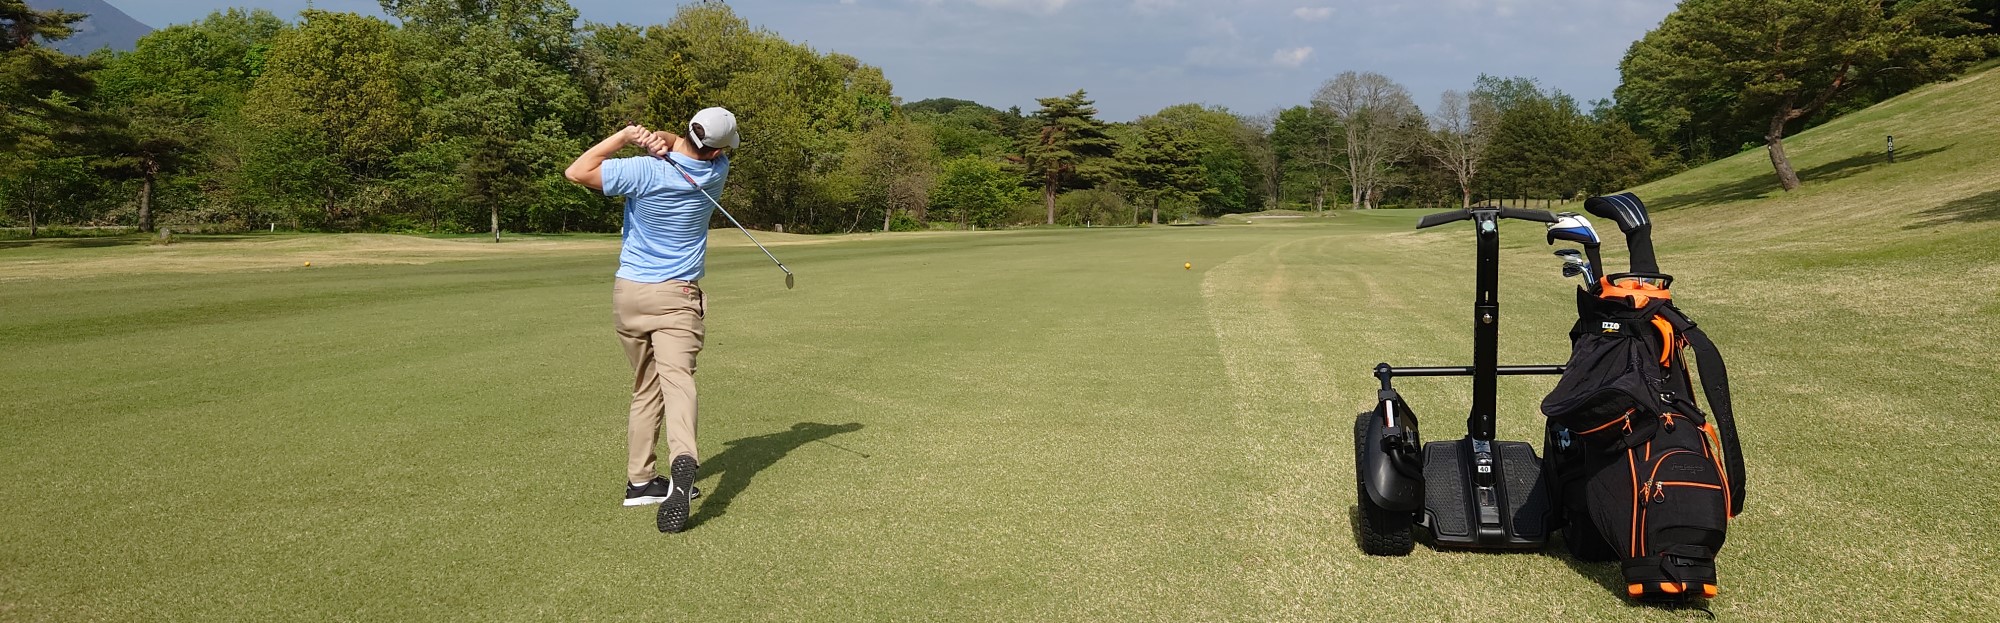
[3,1,1995,236]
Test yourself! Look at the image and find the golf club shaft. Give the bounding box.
[815,438,871,458]
[663,158,792,275]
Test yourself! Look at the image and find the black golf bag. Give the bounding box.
[1542,195,1746,603]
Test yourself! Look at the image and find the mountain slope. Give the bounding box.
[26,0,152,55]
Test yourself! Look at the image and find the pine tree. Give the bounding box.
[1124,123,1207,224]
[1024,90,1116,225]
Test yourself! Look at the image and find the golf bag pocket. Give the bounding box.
[1541,324,1660,449]
[1586,417,1728,601]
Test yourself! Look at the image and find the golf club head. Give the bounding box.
[1554,249,1594,286]
[1546,212,1599,246]
[785,272,795,290]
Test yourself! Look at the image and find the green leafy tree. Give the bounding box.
[843,118,940,231]
[931,156,1024,229]
[0,155,94,237]
[387,0,593,237]
[1481,88,1589,201]
[1141,104,1269,216]
[1056,187,1127,226]
[93,10,287,118]
[1024,90,1117,224]
[1270,105,1342,213]
[578,24,703,132]
[1122,122,1208,224]
[906,98,1017,159]
[1618,0,1987,190]
[633,3,896,233]
[95,94,204,232]
[90,10,289,229]
[2,1,94,187]
[241,10,414,227]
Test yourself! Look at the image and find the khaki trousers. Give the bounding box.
[613,278,705,483]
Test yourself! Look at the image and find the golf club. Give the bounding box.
[1582,192,1657,275]
[660,155,795,290]
[1545,212,1603,293]
[1554,248,1591,284]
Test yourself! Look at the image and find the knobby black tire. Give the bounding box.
[1354,412,1415,556]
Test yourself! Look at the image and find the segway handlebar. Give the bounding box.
[1416,210,1473,229]
[1498,208,1558,223]
[1416,207,1559,230]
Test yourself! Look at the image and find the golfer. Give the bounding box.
[564,107,739,533]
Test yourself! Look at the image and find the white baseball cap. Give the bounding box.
[689,107,740,149]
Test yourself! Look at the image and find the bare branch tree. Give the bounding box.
[1423,89,1495,209]
[1312,71,1419,209]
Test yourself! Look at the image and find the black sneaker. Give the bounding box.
[657,454,698,533]
[624,477,673,506]
[624,479,700,506]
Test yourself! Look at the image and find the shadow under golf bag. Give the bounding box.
[1541,194,1746,603]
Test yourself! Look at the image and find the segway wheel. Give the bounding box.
[1354,412,1415,556]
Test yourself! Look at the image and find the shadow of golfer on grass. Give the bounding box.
[687,422,864,529]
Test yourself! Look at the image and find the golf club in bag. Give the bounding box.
[1353,206,1568,556]
[1546,212,1602,294]
[1541,192,1747,603]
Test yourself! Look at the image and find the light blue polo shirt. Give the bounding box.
[600,153,729,283]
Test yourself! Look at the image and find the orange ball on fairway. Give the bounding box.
[1184,262,1192,270]
[303,261,311,267]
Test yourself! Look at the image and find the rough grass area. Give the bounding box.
[4,67,1999,621]
[0,229,880,282]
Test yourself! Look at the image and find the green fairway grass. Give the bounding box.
[6,69,2000,621]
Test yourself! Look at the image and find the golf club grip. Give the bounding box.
[1498,208,1557,223]
[1417,210,1471,229]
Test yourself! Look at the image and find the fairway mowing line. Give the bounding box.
[1199,233,1363,616]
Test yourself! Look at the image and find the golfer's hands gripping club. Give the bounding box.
[564,125,671,191]
[621,125,673,159]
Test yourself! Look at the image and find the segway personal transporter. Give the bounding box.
[1353,205,1568,555]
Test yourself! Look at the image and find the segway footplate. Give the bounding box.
[1419,438,1551,549]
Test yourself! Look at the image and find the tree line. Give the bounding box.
[3,0,1994,237]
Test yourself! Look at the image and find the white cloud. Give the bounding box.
[968,0,1071,14]
[1293,6,1334,21]
[1273,46,1313,68]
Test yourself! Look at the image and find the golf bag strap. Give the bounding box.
[1666,308,1746,517]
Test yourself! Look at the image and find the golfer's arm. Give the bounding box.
[564,132,632,192]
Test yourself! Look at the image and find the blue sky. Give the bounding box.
[106,0,1679,121]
